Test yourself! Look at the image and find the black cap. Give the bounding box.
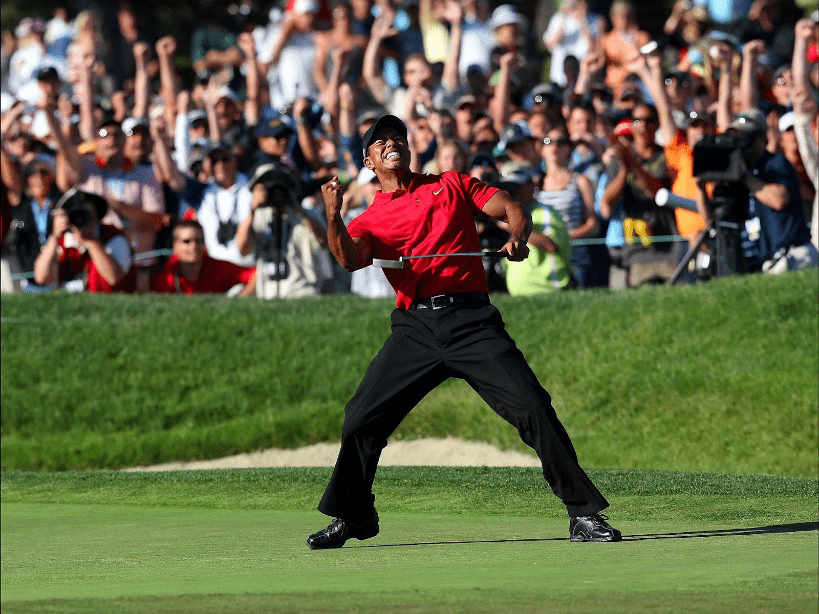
[35,66,60,82]
[362,114,407,159]
[55,188,109,221]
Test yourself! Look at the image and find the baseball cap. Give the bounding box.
[187,138,211,170]
[188,109,207,125]
[25,153,56,176]
[361,114,408,158]
[493,121,532,157]
[728,109,766,134]
[686,111,713,127]
[488,4,526,29]
[468,152,496,169]
[778,111,795,132]
[216,86,240,104]
[531,82,562,105]
[497,162,535,186]
[256,115,295,138]
[122,117,149,136]
[455,94,478,109]
[612,120,633,139]
[35,66,60,82]
[206,142,233,159]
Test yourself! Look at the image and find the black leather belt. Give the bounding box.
[411,292,490,310]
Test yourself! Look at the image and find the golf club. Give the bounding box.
[372,251,510,269]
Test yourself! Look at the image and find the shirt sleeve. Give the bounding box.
[453,171,499,211]
[105,234,134,271]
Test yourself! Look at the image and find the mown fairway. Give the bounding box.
[2,468,817,613]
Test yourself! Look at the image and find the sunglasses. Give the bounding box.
[542,137,570,146]
[177,237,206,245]
[97,127,121,138]
[665,77,690,87]
[28,168,52,176]
[632,117,658,125]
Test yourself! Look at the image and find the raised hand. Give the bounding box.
[155,35,176,58]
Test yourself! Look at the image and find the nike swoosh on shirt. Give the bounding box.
[433,188,444,195]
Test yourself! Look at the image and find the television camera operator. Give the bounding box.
[693,109,817,275]
[235,163,332,298]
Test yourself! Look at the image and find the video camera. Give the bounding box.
[692,132,753,183]
[248,164,300,210]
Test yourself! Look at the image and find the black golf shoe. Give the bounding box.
[569,513,622,542]
[306,514,379,549]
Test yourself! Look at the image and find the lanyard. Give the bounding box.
[31,198,51,244]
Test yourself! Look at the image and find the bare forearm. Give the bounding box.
[34,234,61,285]
[745,176,788,211]
[327,215,367,271]
[85,241,126,285]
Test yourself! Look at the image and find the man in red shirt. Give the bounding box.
[307,115,620,549]
[151,220,256,296]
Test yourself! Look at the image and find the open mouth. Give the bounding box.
[384,151,401,161]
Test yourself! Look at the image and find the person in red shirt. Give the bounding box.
[307,114,620,550]
[33,189,136,293]
[151,220,256,296]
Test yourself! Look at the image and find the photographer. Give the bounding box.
[235,163,331,298]
[694,109,817,274]
[33,189,136,292]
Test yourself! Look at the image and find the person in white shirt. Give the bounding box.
[196,144,254,267]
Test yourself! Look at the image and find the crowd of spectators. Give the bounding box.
[1,0,817,297]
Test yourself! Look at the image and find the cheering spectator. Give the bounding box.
[151,219,256,296]
[602,1,650,91]
[543,0,605,89]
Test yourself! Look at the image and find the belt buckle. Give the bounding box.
[429,294,449,309]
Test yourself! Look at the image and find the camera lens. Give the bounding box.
[67,208,90,228]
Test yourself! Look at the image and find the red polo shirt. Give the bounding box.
[347,171,498,309]
[151,253,255,295]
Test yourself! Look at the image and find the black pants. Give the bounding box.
[317,301,609,522]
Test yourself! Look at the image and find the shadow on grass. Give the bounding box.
[354,522,818,548]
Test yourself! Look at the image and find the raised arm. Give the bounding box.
[738,39,765,111]
[440,0,463,93]
[489,51,517,135]
[237,32,260,127]
[362,8,398,107]
[0,102,24,205]
[321,176,371,271]
[155,36,180,135]
[131,41,151,120]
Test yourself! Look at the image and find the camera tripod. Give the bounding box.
[667,199,746,285]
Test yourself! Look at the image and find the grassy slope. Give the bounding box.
[2,469,817,613]
[1,270,817,474]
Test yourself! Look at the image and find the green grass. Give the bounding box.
[2,468,817,613]
[2,270,817,475]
